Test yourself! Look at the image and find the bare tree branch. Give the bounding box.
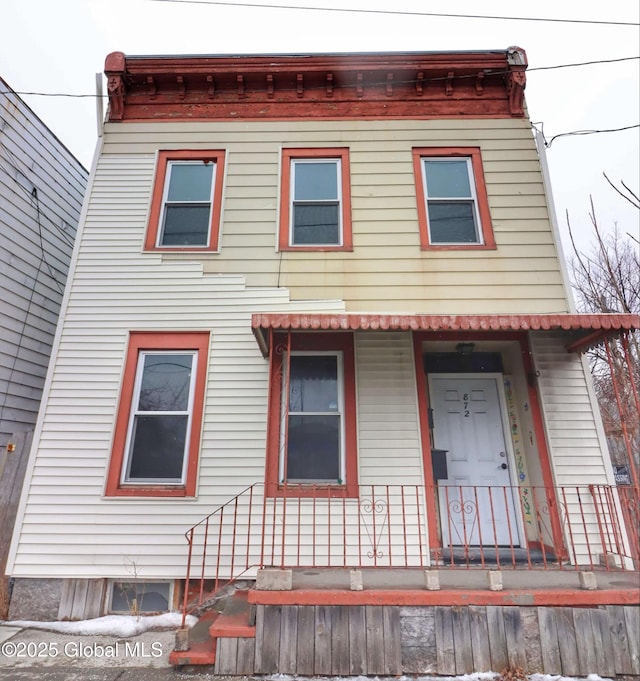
[603,172,640,210]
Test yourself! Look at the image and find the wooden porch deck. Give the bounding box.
[172,567,640,676]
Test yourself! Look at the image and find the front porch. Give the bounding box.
[172,312,639,674]
[172,564,639,676]
[170,481,640,673]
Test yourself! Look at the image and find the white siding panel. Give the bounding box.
[355,332,424,485]
[10,259,345,577]
[530,331,617,563]
[532,331,611,485]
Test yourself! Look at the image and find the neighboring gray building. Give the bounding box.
[0,76,88,449]
[1,76,88,616]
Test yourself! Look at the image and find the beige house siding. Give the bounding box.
[102,118,569,313]
[529,331,615,561]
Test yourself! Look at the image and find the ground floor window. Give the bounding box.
[266,333,358,497]
[109,580,172,614]
[106,331,210,497]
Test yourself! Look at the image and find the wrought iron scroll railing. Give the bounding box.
[180,483,639,624]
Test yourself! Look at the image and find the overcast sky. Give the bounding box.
[1,0,638,255]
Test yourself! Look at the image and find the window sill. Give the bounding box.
[279,245,353,252]
[105,485,193,498]
[267,483,359,499]
[421,243,497,251]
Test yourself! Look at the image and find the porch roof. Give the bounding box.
[251,312,639,356]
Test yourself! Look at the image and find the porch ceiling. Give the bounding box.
[251,312,639,356]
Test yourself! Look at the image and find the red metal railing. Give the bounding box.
[180,483,639,623]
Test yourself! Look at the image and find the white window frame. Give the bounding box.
[421,156,483,245]
[157,160,216,248]
[289,158,343,247]
[121,349,198,485]
[109,579,173,614]
[278,350,346,484]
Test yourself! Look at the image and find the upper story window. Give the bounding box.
[412,147,495,250]
[145,150,225,252]
[279,148,352,251]
[106,331,210,497]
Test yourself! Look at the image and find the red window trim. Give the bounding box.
[105,331,210,498]
[278,148,353,252]
[265,332,359,498]
[412,147,496,251]
[144,150,226,253]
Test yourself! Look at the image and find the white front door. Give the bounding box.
[429,374,521,547]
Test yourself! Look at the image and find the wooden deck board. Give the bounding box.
[236,637,256,675]
[348,605,367,675]
[469,605,492,672]
[623,604,640,675]
[278,604,298,673]
[452,606,474,674]
[314,604,332,675]
[608,604,633,675]
[573,607,597,676]
[486,605,508,672]
[214,637,238,675]
[538,607,561,674]
[254,604,281,674]
[382,605,402,674]
[365,605,386,674]
[435,605,456,675]
[555,607,580,677]
[503,606,527,670]
[295,605,315,675]
[590,607,615,678]
[331,605,350,675]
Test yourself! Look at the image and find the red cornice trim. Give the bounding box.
[104,50,528,122]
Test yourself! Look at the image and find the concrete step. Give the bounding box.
[210,590,256,638]
[170,590,255,668]
[169,609,217,667]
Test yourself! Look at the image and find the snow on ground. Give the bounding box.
[3,612,196,636]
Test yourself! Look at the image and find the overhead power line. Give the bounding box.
[143,0,640,27]
[545,124,640,147]
[1,56,638,100]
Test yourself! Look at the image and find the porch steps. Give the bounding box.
[170,590,255,668]
[169,609,217,667]
[209,590,256,638]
